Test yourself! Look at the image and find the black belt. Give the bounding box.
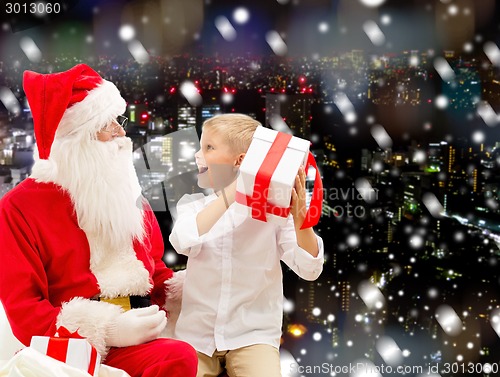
[90,295,151,311]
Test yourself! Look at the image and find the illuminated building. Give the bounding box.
[177,105,197,130]
[361,149,372,172]
[265,93,314,138]
[201,104,221,124]
[339,281,350,313]
[448,145,456,173]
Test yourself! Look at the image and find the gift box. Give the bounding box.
[235,126,323,228]
[30,327,100,376]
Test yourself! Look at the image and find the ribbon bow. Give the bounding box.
[47,326,99,376]
[55,326,84,339]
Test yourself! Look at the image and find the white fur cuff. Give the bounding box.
[165,270,186,301]
[56,297,123,358]
[162,270,186,339]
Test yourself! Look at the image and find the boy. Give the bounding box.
[169,113,324,377]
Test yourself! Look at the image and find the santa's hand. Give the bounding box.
[105,305,167,347]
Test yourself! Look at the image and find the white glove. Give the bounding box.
[105,305,167,347]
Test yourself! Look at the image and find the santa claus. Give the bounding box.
[0,64,197,377]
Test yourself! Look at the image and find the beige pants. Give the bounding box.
[197,344,282,377]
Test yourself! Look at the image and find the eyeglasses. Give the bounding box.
[101,115,128,137]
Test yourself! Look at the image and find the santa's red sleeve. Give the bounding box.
[0,199,61,343]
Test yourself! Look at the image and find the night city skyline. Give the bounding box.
[1,1,500,376]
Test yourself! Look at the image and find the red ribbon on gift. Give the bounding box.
[236,131,323,229]
[235,191,291,218]
[46,326,99,376]
[300,151,323,230]
[251,132,292,222]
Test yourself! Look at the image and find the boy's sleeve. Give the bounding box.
[278,216,325,281]
[169,193,206,258]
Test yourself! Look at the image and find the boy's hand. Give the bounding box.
[291,167,307,228]
[291,166,320,256]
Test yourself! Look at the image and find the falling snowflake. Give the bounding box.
[283,297,295,313]
[435,95,449,109]
[347,234,360,248]
[485,198,499,211]
[163,251,177,265]
[376,336,403,366]
[312,332,322,341]
[471,130,485,143]
[463,42,473,53]
[355,178,377,203]
[409,234,424,248]
[483,41,500,66]
[453,231,464,242]
[265,30,287,56]
[221,92,233,105]
[118,24,135,42]
[180,81,202,106]
[358,280,385,310]
[435,304,463,336]
[334,92,357,123]
[313,22,328,34]
[359,0,386,7]
[233,7,250,24]
[371,160,383,173]
[434,57,455,81]
[215,16,237,41]
[428,287,439,299]
[422,192,444,218]
[312,307,321,316]
[370,124,392,149]
[20,37,42,63]
[363,20,385,46]
[447,4,459,16]
[128,40,149,64]
[476,101,498,127]
[380,14,391,25]
[269,114,293,134]
[0,87,21,116]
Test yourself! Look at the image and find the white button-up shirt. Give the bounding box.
[169,193,324,356]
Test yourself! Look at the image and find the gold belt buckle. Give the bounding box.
[100,296,131,311]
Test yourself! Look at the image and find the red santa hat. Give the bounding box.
[23,63,126,160]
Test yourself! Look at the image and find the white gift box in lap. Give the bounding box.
[235,126,321,226]
[30,335,100,376]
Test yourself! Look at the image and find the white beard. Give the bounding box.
[47,136,151,297]
[50,136,145,248]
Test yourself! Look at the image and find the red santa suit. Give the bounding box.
[0,64,197,377]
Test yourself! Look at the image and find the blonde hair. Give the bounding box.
[202,113,261,154]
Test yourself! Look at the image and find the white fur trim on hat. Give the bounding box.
[30,148,58,183]
[56,80,126,140]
